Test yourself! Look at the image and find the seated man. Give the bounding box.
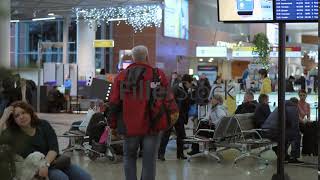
[47,86,65,113]
[253,94,271,128]
[261,97,303,164]
[235,91,257,114]
[187,94,228,155]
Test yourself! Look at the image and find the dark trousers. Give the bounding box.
[262,130,301,159]
[158,118,186,156]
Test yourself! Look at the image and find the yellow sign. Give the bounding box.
[94,40,114,48]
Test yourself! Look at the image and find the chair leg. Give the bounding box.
[248,154,269,165]
[187,152,205,162]
[208,152,222,163]
[234,152,269,165]
[234,153,250,164]
[258,147,271,156]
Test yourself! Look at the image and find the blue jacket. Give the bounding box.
[261,100,300,136]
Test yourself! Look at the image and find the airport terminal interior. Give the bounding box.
[0,0,319,180]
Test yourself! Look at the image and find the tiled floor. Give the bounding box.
[39,113,318,180]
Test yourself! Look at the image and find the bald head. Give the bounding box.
[131,45,148,62]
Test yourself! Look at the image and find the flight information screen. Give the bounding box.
[275,0,319,21]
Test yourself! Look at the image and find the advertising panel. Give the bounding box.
[164,0,189,39]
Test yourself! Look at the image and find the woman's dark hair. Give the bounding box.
[258,69,268,78]
[181,74,193,83]
[258,94,269,103]
[6,101,40,130]
[298,89,307,95]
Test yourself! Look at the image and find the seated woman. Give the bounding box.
[188,94,228,155]
[0,101,92,180]
[253,94,271,128]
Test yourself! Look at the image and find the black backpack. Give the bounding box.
[118,66,167,130]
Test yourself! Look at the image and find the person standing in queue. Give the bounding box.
[258,69,272,94]
[158,74,193,161]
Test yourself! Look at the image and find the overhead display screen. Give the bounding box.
[218,0,274,22]
[275,0,319,21]
[164,0,189,39]
[218,0,319,22]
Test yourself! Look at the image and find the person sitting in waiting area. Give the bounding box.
[0,101,92,180]
[235,91,257,114]
[261,98,304,164]
[286,76,295,92]
[188,94,228,155]
[253,94,271,128]
[47,86,65,113]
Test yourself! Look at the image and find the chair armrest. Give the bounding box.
[195,129,215,136]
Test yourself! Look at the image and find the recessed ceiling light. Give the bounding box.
[48,13,55,16]
[199,58,203,62]
[32,17,56,21]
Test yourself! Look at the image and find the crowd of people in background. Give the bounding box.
[0,45,318,180]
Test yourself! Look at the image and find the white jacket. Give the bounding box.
[209,104,228,126]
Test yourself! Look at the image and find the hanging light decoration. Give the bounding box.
[73,3,163,32]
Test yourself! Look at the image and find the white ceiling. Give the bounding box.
[10,0,318,36]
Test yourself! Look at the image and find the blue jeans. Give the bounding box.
[48,164,92,180]
[287,132,301,159]
[123,134,161,180]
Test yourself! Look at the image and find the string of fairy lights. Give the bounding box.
[73,3,163,32]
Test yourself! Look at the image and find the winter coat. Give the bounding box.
[253,103,271,128]
[235,100,258,114]
[109,63,169,136]
[261,100,300,137]
[209,104,228,126]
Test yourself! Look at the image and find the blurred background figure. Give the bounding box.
[286,76,295,92]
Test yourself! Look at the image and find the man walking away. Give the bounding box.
[109,45,169,180]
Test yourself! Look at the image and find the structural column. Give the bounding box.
[0,0,10,68]
[63,17,70,64]
[77,20,96,79]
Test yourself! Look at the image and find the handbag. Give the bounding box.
[99,126,110,144]
[51,155,71,170]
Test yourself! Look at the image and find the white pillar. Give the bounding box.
[77,20,96,79]
[63,17,70,64]
[0,0,10,68]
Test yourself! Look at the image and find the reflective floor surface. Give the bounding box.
[39,113,318,180]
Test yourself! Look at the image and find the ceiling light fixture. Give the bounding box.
[10,20,20,23]
[73,3,163,32]
[48,13,55,16]
[32,17,56,21]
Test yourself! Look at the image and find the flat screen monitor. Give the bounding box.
[164,0,189,39]
[218,0,274,22]
[275,0,318,22]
